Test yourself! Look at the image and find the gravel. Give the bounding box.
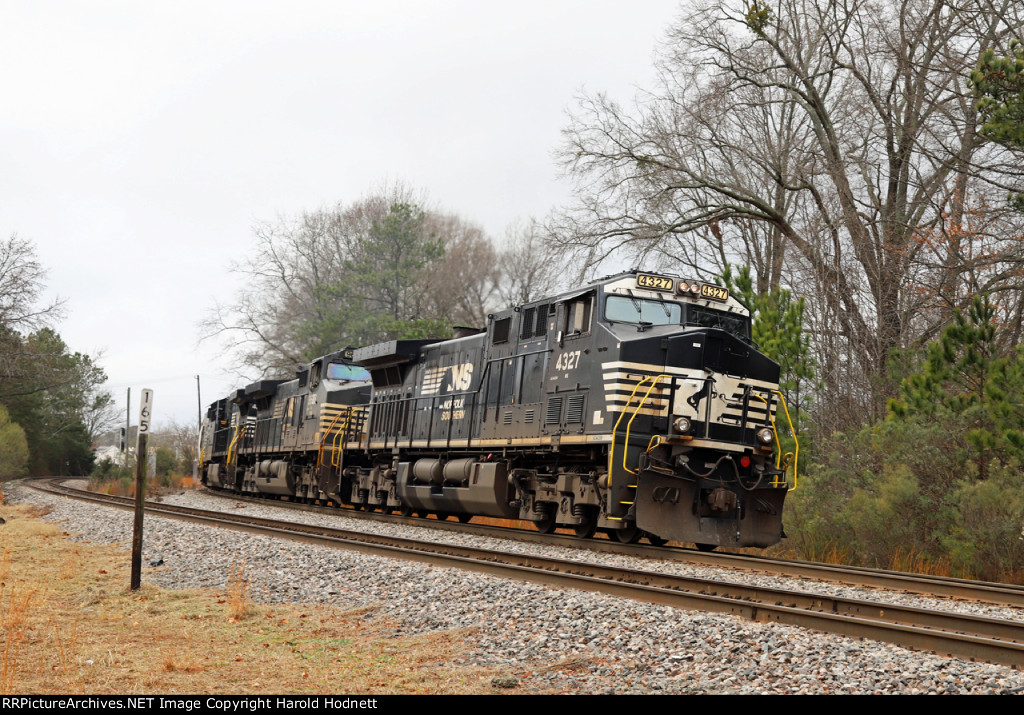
[5,481,1024,694]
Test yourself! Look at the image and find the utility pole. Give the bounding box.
[124,387,131,453]
[195,374,202,481]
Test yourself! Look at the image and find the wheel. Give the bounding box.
[533,508,558,534]
[457,514,473,524]
[435,512,452,521]
[612,523,641,544]
[695,543,717,552]
[645,534,668,546]
[573,509,598,539]
[399,505,414,517]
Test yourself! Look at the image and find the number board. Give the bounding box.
[138,389,154,433]
[700,284,730,302]
[636,274,674,292]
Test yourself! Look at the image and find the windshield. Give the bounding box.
[326,363,371,382]
[686,306,750,339]
[604,295,751,340]
[605,295,683,326]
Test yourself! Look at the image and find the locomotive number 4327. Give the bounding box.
[556,350,582,371]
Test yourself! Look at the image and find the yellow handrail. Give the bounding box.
[317,408,347,468]
[226,422,243,466]
[608,374,670,477]
[753,391,799,491]
[772,389,799,491]
[622,375,670,474]
[331,407,358,469]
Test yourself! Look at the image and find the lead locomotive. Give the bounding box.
[200,271,796,548]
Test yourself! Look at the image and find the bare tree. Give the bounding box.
[0,234,64,330]
[202,184,504,377]
[557,0,1024,422]
[495,218,569,306]
[421,213,500,327]
[160,419,199,470]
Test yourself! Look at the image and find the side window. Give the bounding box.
[310,361,322,389]
[492,316,512,344]
[563,295,593,336]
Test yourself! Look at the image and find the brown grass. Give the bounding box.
[885,549,957,578]
[0,502,523,694]
[226,562,253,622]
[88,472,201,499]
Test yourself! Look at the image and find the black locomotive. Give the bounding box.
[199,271,797,548]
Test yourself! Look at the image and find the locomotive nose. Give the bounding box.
[663,329,780,383]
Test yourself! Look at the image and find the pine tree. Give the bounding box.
[973,40,1024,209]
[722,265,814,430]
[888,295,1024,478]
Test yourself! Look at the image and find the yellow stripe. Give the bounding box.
[366,434,613,450]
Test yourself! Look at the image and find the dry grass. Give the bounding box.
[885,549,957,578]
[0,502,520,694]
[226,562,253,622]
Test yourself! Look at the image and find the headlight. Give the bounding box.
[673,417,692,434]
[756,427,774,445]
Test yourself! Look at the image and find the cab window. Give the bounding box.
[686,305,751,340]
[562,295,593,336]
[326,363,371,382]
[605,295,682,326]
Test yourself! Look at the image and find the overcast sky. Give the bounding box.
[0,1,681,429]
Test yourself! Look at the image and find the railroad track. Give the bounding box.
[27,478,1024,669]
[194,482,1024,609]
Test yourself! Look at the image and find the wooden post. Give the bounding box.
[124,387,130,452]
[130,389,153,591]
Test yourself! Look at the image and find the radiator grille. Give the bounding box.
[544,397,563,425]
[566,394,585,423]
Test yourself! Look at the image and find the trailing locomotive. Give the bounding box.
[199,271,797,548]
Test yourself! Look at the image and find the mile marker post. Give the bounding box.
[130,389,154,591]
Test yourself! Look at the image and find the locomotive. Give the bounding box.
[199,270,797,548]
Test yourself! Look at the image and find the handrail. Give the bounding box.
[331,407,361,468]
[622,375,671,475]
[753,392,799,491]
[226,422,243,466]
[771,389,799,491]
[317,408,347,468]
[608,374,670,478]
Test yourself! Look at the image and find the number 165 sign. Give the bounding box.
[137,389,154,448]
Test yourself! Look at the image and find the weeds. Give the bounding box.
[227,562,253,622]
[1,546,38,695]
[50,616,81,691]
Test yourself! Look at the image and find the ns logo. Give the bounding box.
[422,362,474,395]
[448,363,473,391]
